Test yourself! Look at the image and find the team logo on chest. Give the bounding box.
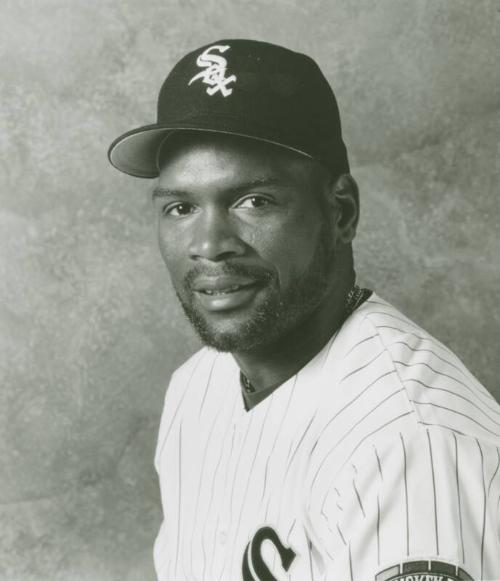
[188,44,237,97]
[242,526,296,581]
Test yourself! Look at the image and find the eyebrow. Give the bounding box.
[151,177,282,201]
[151,187,189,200]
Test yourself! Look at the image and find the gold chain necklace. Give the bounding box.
[344,283,365,316]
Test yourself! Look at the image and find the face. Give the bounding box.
[153,132,342,353]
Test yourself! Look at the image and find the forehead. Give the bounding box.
[156,131,328,188]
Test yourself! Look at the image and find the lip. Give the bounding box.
[193,280,262,312]
[192,276,258,293]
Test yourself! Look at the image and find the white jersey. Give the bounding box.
[153,293,500,581]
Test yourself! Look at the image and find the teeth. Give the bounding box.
[203,285,242,295]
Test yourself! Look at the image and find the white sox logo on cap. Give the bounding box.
[188,44,237,97]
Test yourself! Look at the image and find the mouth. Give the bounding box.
[197,283,256,296]
[192,280,263,312]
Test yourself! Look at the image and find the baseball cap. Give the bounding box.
[107,39,350,178]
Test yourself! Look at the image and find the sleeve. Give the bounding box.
[304,425,500,581]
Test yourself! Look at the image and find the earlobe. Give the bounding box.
[331,173,360,244]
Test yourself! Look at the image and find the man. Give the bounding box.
[108,40,500,581]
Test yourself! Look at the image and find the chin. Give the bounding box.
[184,307,279,352]
[194,318,272,353]
[178,290,280,352]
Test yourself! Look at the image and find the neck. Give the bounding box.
[233,275,355,393]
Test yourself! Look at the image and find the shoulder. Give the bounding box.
[154,347,237,471]
[157,347,216,418]
[167,346,240,400]
[307,293,500,490]
[166,346,237,401]
[169,346,215,385]
[338,293,500,446]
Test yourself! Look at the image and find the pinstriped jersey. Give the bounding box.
[153,293,500,581]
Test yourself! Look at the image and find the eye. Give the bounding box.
[162,202,195,217]
[236,195,273,209]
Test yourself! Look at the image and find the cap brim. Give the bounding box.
[107,124,314,179]
[107,125,176,178]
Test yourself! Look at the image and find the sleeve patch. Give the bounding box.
[375,560,474,581]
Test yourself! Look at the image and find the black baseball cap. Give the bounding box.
[108,39,350,178]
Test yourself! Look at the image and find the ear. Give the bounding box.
[328,173,360,244]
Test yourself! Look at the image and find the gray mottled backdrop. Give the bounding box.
[1,1,499,579]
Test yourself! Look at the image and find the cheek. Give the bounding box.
[254,217,324,283]
[157,227,170,264]
[157,226,186,283]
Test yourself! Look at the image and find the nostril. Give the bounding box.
[190,247,243,262]
[189,226,247,261]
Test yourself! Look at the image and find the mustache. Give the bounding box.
[184,263,273,289]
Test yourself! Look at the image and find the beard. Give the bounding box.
[175,221,336,353]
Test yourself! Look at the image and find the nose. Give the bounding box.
[188,208,246,262]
